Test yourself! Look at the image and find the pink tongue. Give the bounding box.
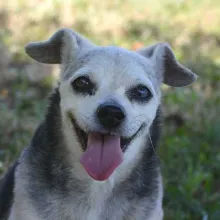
[80,132,123,181]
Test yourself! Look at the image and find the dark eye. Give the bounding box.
[127,85,152,102]
[72,76,95,95]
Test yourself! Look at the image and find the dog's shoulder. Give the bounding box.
[0,160,19,219]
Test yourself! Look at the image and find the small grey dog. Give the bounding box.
[0,29,197,220]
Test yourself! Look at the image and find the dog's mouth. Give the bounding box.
[68,113,144,181]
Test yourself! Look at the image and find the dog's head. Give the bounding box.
[25,29,197,181]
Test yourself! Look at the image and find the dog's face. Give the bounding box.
[25,29,197,181]
[60,47,160,145]
[59,47,161,181]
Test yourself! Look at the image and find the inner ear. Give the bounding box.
[25,28,95,64]
[137,43,198,87]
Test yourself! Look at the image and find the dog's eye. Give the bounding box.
[127,85,152,102]
[72,76,95,95]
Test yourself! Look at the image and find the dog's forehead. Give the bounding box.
[65,46,159,91]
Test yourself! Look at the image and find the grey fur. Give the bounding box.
[25,28,94,64]
[137,43,197,87]
[8,90,163,220]
[0,28,197,220]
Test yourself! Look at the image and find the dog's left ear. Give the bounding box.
[25,28,95,64]
[137,43,198,87]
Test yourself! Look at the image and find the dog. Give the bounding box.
[0,28,197,220]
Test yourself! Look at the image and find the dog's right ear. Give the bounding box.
[25,28,95,64]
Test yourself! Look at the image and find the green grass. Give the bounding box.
[0,0,220,219]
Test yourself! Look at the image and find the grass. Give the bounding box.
[0,0,220,219]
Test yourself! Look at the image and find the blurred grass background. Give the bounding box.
[0,0,219,219]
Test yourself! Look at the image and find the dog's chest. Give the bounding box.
[73,188,106,220]
[62,180,118,220]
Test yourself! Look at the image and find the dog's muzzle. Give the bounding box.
[68,103,145,182]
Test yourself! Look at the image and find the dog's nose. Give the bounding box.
[96,104,125,128]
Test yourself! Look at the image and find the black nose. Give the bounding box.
[96,104,125,128]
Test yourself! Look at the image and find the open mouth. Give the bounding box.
[69,114,144,152]
[68,112,144,181]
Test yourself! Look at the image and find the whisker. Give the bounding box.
[148,134,157,157]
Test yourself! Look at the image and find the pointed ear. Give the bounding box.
[25,28,95,64]
[137,43,198,87]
